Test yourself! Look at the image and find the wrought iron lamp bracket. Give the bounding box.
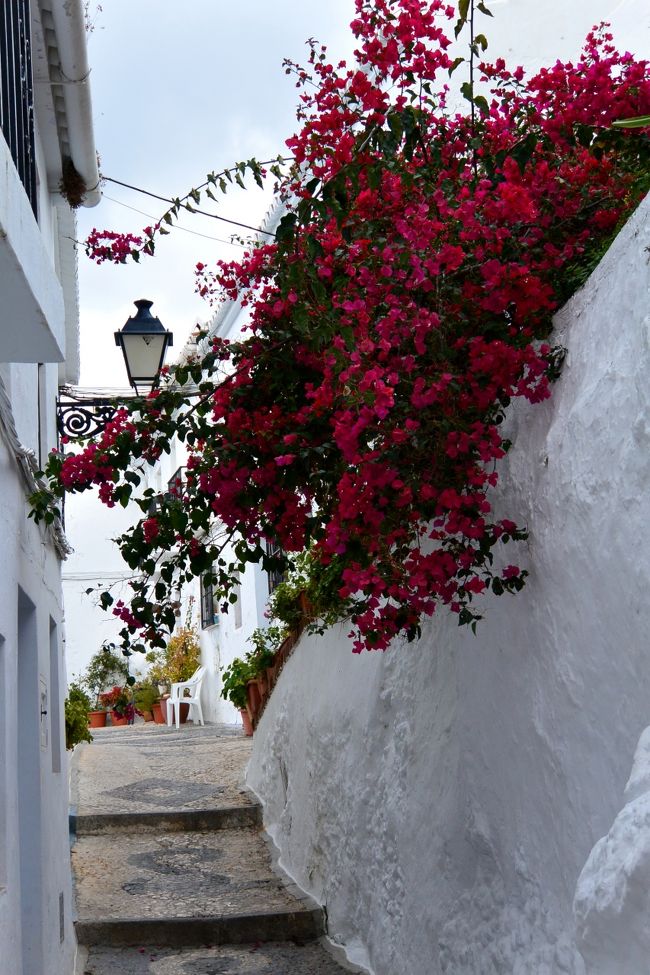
[56,397,121,440]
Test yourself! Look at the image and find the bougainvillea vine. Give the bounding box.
[31,0,650,654]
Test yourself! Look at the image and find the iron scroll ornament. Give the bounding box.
[56,397,120,439]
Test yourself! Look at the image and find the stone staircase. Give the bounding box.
[70,724,352,974]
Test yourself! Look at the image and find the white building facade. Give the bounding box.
[0,2,99,974]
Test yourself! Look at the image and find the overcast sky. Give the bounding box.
[77,0,355,386]
[77,0,648,389]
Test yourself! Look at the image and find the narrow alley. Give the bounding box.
[70,724,354,974]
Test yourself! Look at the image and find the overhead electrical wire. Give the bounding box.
[102,175,278,237]
[101,193,246,247]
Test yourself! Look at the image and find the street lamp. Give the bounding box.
[57,299,174,439]
[115,298,174,396]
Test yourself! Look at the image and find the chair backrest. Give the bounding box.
[188,665,206,686]
[170,667,207,705]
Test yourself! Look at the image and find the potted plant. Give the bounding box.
[99,685,134,726]
[81,647,130,728]
[87,703,108,729]
[221,656,255,735]
[64,683,93,748]
[133,683,158,721]
[248,625,286,692]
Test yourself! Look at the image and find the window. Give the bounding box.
[200,572,219,629]
[165,466,186,501]
[265,539,285,595]
[0,0,37,215]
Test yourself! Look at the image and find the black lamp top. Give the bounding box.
[119,298,170,337]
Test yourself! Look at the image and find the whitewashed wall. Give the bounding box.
[248,197,650,974]
[62,491,141,684]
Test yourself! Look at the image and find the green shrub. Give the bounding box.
[248,625,287,672]
[133,683,158,712]
[220,656,255,710]
[65,683,93,750]
[145,625,201,684]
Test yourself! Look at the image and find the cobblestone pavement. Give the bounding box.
[71,722,355,974]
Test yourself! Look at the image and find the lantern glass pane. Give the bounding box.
[120,333,166,392]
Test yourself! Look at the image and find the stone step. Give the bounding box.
[72,732,256,819]
[82,942,356,973]
[75,909,324,949]
[70,804,262,836]
[72,827,322,948]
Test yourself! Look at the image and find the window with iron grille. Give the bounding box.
[0,0,37,217]
[265,539,285,594]
[200,571,219,629]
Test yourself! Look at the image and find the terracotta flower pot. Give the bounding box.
[110,711,128,727]
[152,702,166,724]
[88,710,107,729]
[239,708,253,736]
[246,680,261,720]
[142,710,154,722]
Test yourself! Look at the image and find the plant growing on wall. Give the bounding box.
[30,0,650,655]
[221,656,256,711]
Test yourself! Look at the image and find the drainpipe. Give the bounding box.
[47,0,101,207]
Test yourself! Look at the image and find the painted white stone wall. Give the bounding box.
[248,196,650,974]
[575,724,650,974]
[0,3,99,972]
[62,491,143,684]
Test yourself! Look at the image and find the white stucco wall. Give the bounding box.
[62,490,142,684]
[0,387,75,975]
[248,197,650,974]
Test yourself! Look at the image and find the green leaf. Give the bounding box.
[387,111,404,142]
[473,94,490,117]
[448,56,465,76]
[276,212,297,243]
[611,115,650,129]
[474,32,488,50]
[477,1,493,15]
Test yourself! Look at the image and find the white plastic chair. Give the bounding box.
[167,665,206,729]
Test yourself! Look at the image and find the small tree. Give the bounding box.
[145,626,201,685]
[81,647,130,708]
